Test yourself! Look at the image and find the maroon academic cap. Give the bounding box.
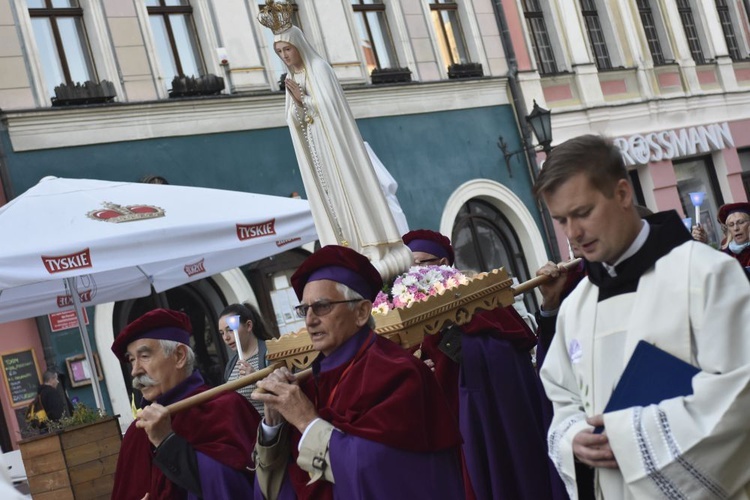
[111,308,192,360]
[291,245,383,302]
[718,202,750,224]
[402,229,455,265]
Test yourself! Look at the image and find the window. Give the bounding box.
[351,0,398,73]
[452,199,537,312]
[636,0,666,65]
[715,0,742,61]
[521,0,558,75]
[260,1,301,85]
[146,0,205,79]
[580,0,611,70]
[28,0,97,99]
[676,0,705,64]
[429,0,470,68]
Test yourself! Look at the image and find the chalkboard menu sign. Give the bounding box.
[1,349,40,407]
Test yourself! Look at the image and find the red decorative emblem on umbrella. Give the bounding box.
[184,258,206,277]
[276,237,301,247]
[236,219,276,241]
[87,202,165,223]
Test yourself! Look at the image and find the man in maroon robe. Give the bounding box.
[403,229,564,500]
[251,245,464,499]
[111,308,260,499]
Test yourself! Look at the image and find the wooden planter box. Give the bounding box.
[18,416,122,500]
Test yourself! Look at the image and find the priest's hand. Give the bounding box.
[537,260,569,312]
[253,366,318,434]
[572,415,619,469]
[135,403,173,448]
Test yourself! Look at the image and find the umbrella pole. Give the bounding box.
[66,277,105,411]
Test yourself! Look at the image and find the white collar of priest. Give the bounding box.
[602,219,650,278]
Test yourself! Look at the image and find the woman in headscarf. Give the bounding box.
[262,6,411,279]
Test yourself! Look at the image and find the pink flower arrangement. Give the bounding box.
[372,265,469,315]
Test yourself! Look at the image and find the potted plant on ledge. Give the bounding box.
[169,74,225,98]
[51,80,117,106]
[447,62,484,79]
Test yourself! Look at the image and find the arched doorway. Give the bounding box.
[452,198,538,312]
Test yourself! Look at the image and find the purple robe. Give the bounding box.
[459,334,568,500]
[113,371,257,499]
[254,328,465,499]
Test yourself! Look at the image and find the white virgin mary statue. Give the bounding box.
[260,5,412,281]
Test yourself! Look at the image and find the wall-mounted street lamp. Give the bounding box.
[497,100,552,176]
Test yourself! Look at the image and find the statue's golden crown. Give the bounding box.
[258,0,294,35]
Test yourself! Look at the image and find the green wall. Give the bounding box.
[4,104,541,232]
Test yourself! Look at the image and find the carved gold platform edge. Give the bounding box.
[265,268,515,369]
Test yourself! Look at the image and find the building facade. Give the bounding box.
[509,0,750,254]
[0,0,549,446]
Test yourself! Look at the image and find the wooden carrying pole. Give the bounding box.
[165,259,582,414]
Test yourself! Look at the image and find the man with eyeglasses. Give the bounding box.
[692,203,750,278]
[251,245,464,500]
[402,229,562,500]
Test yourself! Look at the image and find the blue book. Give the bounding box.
[594,340,701,433]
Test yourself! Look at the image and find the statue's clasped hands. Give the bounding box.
[285,78,304,106]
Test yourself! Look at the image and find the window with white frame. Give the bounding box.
[428,0,470,68]
[351,0,398,73]
[675,0,705,64]
[715,0,743,60]
[635,0,667,65]
[521,0,558,75]
[259,1,301,87]
[146,0,205,79]
[28,0,97,99]
[580,0,611,70]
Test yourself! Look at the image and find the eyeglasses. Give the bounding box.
[413,257,441,265]
[294,299,362,318]
[726,219,750,229]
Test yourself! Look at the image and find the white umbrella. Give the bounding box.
[0,176,317,408]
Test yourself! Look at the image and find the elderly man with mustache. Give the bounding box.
[111,308,261,499]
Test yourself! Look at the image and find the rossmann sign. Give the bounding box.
[614,122,734,166]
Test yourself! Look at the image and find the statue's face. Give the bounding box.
[274,41,303,70]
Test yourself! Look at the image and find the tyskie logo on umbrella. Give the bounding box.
[42,248,93,274]
[87,202,165,223]
[237,219,276,241]
[57,275,97,307]
[184,258,206,277]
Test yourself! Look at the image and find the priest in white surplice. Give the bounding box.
[534,134,750,500]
